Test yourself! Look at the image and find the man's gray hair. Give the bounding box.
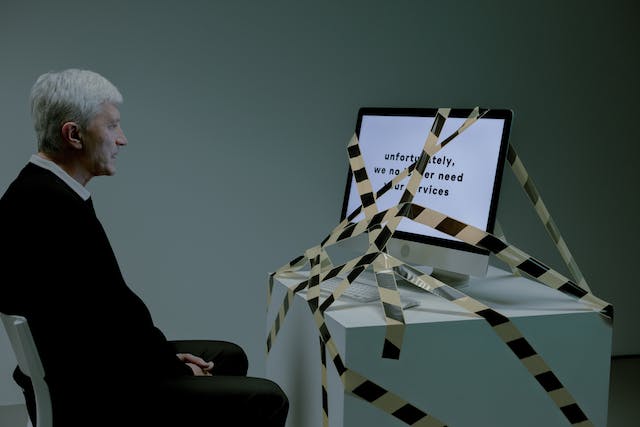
[30,69,123,154]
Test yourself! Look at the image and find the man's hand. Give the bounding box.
[177,353,214,376]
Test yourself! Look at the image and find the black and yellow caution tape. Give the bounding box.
[506,144,590,291]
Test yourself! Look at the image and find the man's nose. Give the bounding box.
[117,129,128,146]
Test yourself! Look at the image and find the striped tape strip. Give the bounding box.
[399,108,450,205]
[348,133,379,220]
[373,252,408,359]
[268,255,305,307]
[437,107,488,149]
[507,143,590,291]
[320,337,329,427]
[310,226,408,360]
[266,278,298,354]
[345,370,447,427]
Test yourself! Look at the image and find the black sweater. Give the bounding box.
[0,163,191,418]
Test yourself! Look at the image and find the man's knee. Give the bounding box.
[213,341,248,375]
[246,377,289,425]
[227,342,249,374]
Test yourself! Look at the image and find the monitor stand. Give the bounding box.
[431,268,470,287]
[394,263,471,289]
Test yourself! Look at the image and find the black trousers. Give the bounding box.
[14,340,288,427]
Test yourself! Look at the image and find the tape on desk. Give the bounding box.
[320,337,329,426]
[394,261,595,426]
[303,260,449,427]
[268,239,446,421]
[270,257,449,426]
[266,108,610,426]
[305,235,409,360]
[269,259,597,427]
[269,250,605,425]
[399,203,611,317]
[373,251,407,359]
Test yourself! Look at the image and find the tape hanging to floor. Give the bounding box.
[266,107,611,427]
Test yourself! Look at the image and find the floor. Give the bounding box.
[607,356,640,427]
[0,356,637,426]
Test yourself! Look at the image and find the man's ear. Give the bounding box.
[61,122,83,150]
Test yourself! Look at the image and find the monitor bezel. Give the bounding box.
[339,107,513,256]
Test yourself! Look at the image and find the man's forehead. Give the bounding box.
[96,102,121,120]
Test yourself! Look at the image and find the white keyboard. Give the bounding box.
[320,279,420,309]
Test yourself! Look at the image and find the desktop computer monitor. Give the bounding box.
[338,107,512,284]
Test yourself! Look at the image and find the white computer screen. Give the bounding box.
[342,108,511,250]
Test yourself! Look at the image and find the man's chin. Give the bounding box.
[97,167,117,177]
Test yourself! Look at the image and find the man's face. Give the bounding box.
[79,102,127,178]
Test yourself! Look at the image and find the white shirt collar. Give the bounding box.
[29,154,91,201]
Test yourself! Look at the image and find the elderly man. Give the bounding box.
[0,69,288,426]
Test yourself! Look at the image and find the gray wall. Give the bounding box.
[1,0,638,404]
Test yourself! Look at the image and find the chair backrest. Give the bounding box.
[1,312,53,427]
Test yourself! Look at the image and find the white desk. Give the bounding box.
[266,266,612,427]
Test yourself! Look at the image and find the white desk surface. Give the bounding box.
[269,265,612,427]
[274,265,599,327]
